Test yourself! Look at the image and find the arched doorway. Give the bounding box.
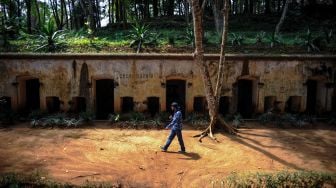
[166,79,186,116]
[95,79,114,119]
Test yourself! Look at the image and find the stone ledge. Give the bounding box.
[1,53,336,61]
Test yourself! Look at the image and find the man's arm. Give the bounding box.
[166,112,181,129]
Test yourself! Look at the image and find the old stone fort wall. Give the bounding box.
[0,53,335,118]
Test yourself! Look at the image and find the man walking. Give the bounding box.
[161,102,186,153]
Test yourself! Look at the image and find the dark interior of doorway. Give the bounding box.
[96,79,114,119]
[147,97,160,117]
[219,96,230,116]
[121,97,134,113]
[237,79,253,118]
[25,79,40,113]
[46,96,60,113]
[193,96,207,113]
[166,80,186,116]
[306,80,317,115]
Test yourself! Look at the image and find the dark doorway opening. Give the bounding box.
[0,96,11,112]
[193,96,207,113]
[147,97,160,117]
[46,96,60,113]
[25,79,40,112]
[285,96,302,114]
[237,79,253,118]
[121,97,134,113]
[166,80,186,116]
[332,94,336,112]
[219,96,230,116]
[71,97,86,113]
[306,80,317,115]
[264,96,276,113]
[96,79,114,119]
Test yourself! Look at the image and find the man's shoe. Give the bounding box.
[160,146,167,152]
[178,150,186,153]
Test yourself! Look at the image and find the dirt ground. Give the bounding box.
[0,123,335,187]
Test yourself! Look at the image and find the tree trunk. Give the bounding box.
[275,0,289,36]
[115,0,120,22]
[95,0,101,28]
[87,0,96,31]
[183,0,189,23]
[50,0,62,30]
[265,0,271,14]
[64,0,69,29]
[249,0,253,14]
[244,0,248,14]
[25,0,32,33]
[60,0,64,29]
[108,0,112,24]
[167,0,174,16]
[153,0,159,17]
[189,0,236,142]
[211,0,223,34]
[67,0,72,29]
[35,0,41,28]
[17,0,21,18]
[144,0,150,19]
[121,1,127,29]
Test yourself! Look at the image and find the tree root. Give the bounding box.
[193,116,238,142]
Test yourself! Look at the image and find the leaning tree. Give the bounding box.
[188,0,237,142]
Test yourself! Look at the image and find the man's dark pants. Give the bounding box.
[163,129,185,151]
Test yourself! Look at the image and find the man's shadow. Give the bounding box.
[165,151,201,160]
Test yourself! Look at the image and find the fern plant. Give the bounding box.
[129,22,151,53]
[231,33,244,47]
[33,18,67,52]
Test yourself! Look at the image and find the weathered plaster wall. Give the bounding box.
[0,54,335,116]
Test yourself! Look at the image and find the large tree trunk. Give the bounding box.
[189,0,236,142]
[265,0,271,14]
[153,0,159,17]
[25,0,32,33]
[275,0,289,36]
[249,0,253,14]
[167,0,174,16]
[16,0,21,18]
[211,0,223,34]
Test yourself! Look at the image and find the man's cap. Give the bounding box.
[171,102,179,107]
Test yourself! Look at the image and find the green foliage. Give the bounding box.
[230,33,244,47]
[168,36,175,45]
[30,113,90,128]
[32,17,67,52]
[255,31,266,44]
[0,22,14,48]
[79,111,95,122]
[327,113,336,126]
[298,28,321,52]
[185,113,210,126]
[28,110,47,120]
[221,171,336,188]
[258,112,316,128]
[111,112,166,129]
[108,113,120,123]
[323,28,333,44]
[185,26,194,47]
[0,99,16,125]
[268,33,282,48]
[129,22,151,53]
[232,114,244,128]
